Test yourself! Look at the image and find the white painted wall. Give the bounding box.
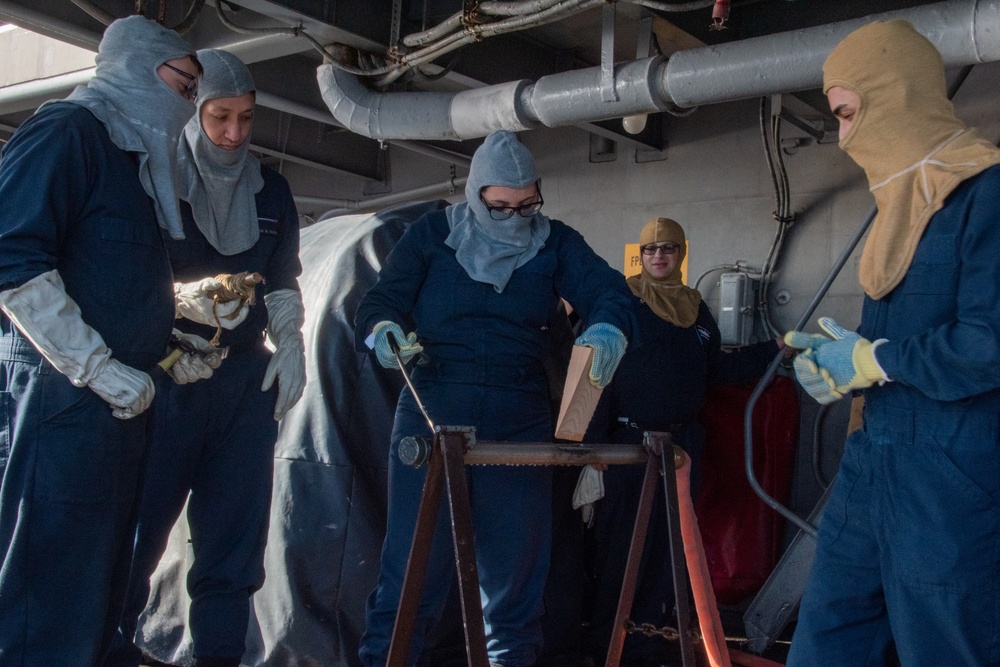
[0,25,95,86]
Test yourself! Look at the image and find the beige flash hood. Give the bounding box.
[823,19,1000,299]
[626,218,701,328]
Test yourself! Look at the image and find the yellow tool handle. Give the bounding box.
[156,347,185,373]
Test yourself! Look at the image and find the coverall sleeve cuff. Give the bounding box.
[869,338,892,384]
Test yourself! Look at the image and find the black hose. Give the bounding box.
[744,203,876,539]
[810,402,832,490]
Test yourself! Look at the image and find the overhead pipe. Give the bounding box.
[0,0,316,66]
[317,67,537,141]
[664,0,1000,107]
[0,0,101,50]
[0,75,470,169]
[312,175,468,219]
[67,0,115,29]
[254,92,473,167]
[0,68,96,115]
[317,0,1000,141]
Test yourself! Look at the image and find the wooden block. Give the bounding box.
[554,345,604,442]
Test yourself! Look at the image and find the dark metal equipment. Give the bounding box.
[385,428,700,667]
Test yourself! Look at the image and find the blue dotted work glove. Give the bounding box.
[575,322,627,389]
[372,320,423,369]
[784,317,886,404]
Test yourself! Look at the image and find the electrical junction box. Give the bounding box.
[718,272,758,347]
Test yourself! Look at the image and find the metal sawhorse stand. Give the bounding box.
[385,427,700,667]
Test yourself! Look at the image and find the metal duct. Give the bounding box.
[451,79,537,138]
[316,66,536,141]
[316,0,1000,141]
[664,0,1000,107]
[523,56,667,126]
[316,65,457,141]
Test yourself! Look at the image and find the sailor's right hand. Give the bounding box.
[174,278,250,330]
[372,320,422,369]
[87,358,155,419]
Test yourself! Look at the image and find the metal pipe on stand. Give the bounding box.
[387,347,703,665]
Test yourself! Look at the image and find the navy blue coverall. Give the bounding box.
[354,211,634,667]
[584,298,777,664]
[0,104,175,665]
[788,165,1000,666]
[105,166,301,666]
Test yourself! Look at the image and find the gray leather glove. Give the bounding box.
[261,289,306,421]
[167,330,223,384]
[89,359,155,419]
[0,270,154,419]
[572,464,605,526]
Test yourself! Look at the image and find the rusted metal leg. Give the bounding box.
[605,442,662,667]
[386,436,447,667]
[440,428,490,667]
[656,436,697,667]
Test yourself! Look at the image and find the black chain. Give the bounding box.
[624,619,701,643]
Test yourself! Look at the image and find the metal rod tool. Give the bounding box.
[388,332,435,432]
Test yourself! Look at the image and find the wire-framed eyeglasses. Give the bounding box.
[640,242,680,256]
[479,193,544,221]
[162,62,198,102]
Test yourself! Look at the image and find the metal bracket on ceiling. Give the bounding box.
[635,142,668,164]
[589,134,618,163]
[601,3,618,103]
[363,145,393,195]
[771,93,839,144]
[463,0,480,28]
[389,0,402,51]
[636,15,653,59]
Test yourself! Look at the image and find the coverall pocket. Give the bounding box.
[94,216,166,311]
[39,372,91,424]
[820,429,867,546]
[35,373,119,505]
[255,217,281,256]
[898,234,958,295]
[506,255,559,327]
[920,432,998,510]
[894,433,1000,588]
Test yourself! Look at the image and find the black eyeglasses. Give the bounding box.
[480,193,544,221]
[162,62,198,102]
[640,242,680,256]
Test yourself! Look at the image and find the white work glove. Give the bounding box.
[175,278,250,330]
[0,269,154,419]
[167,330,224,384]
[89,359,156,419]
[572,464,606,526]
[261,289,306,421]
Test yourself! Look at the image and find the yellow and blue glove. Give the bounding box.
[784,317,887,404]
[372,320,423,369]
[575,322,627,389]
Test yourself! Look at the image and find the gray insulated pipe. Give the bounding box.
[316,67,538,141]
[317,0,1000,141]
